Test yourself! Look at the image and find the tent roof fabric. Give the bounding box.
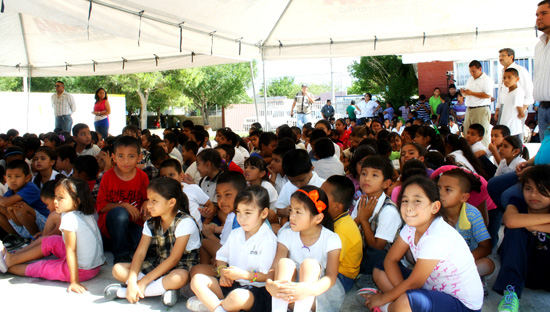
[0,0,541,77]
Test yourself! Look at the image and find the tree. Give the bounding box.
[0,77,23,92]
[178,62,253,125]
[348,55,417,107]
[260,76,296,98]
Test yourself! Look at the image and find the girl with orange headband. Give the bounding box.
[266,186,343,312]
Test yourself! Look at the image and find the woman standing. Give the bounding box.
[92,88,111,140]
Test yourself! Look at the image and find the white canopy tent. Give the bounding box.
[0,0,542,129]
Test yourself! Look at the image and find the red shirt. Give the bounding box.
[96,168,149,237]
[340,129,352,148]
[228,161,243,174]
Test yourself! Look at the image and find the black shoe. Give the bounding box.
[2,234,25,251]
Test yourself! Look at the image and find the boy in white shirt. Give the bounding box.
[498,68,527,137]
[183,141,202,184]
[267,146,292,194]
[312,137,345,180]
[465,123,490,158]
[351,156,402,274]
[275,149,325,225]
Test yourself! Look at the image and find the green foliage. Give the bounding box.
[0,77,23,92]
[260,76,331,99]
[348,55,417,106]
[177,62,253,125]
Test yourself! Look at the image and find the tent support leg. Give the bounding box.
[250,61,259,124]
[262,49,268,131]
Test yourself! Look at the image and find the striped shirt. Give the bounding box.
[534,33,550,101]
[51,91,76,116]
[454,203,491,251]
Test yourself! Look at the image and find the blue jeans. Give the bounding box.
[538,106,550,141]
[487,172,522,247]
[296,113,309,129]
[94,118,109,140]
[105,207,143,260]
[55,115,73,133]
[337,273,355,292]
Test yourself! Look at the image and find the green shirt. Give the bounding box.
[429,96,442,113]
[346,105,356,119]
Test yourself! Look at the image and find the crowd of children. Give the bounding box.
[0,106,547,312]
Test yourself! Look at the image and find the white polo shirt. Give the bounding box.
[464,73,493,107]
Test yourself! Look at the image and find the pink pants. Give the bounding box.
[25,235,101,282]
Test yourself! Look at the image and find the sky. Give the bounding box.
[249,56,359,96]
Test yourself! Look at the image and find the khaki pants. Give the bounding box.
[464,106,492,147]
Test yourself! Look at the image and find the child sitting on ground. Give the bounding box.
[104,178,200,307]
[351,156,402,274]
[250,132,278,165]
[54,145,77,177]
[437,169,495,294]
[267,186,343,312]
[72,123,100,157]
[275,149,326,226]
[321,175,362,293]
[492,165,550,312]
[466,123,489,158]
[72,155,99,193]
[488,125,511,165]
[183,141,202,184]
[495,136,528,177]
[215,144,243,174]
[0,159,50,240]
[267,146,293,194]
[199,172,247,265]
[188,186,277,312]
[363,176,483,312]
[96,136,149,264]
[32,147,59,189]
[159,158,215,230]
[312,137,345,180]
[1,178,105,294]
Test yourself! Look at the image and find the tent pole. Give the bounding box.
[249,61,259,124]
[26,67,31,133]
[262,49,268,131]
[330,57,335,115]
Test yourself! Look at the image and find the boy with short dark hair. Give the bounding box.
[466,123,489,158]
[489,125,511,164]
[183,140,201,184]
[0,159,50,247]
[321,175,362,292]
[164,132,183,164]
[312,137,345,179]
[55,145,77,177]
[96,136,149,264]
[267,146,293,193]
[351,155,402,273]
[72,155,99,193]
[247,130,262,153]
[275,149,326,222]
[250,132,277,165]
[498,68,526,138]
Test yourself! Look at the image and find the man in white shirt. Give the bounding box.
[51,81,76,132]
[496,48,534,141]
[461,60,494,147]
[535,1,550,140]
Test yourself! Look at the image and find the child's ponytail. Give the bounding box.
[291,186,333,231]
[503,136,530,160]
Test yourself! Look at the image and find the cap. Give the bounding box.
[449,83,456,89]
[301,84,308,88]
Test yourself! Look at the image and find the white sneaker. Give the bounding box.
[162,289,178,307]
[0,240,7,273]
[103,283,122,300]
[186,296,209,312]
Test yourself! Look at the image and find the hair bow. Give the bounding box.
[431,125,440,135]
[59,134,65,143]
[297,189,327,213]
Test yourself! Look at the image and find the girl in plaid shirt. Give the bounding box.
[104,177,201,307]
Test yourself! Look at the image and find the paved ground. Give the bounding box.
[2,250,550,312]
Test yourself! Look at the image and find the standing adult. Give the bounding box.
[52,81,76,132]
[495,48,534,138]
[346,100,357,125]
[321,99,335,121]
[92,87,111,140]
[461,60,494,146]
[535,0,550,140]
[290,84,315,129]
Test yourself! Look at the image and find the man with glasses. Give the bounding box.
[52,81,76,132]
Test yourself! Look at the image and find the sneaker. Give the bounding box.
[2,234,25,251]
[356,288,382,311]
[0,240,7,273]
[104,283,122,301]
[497,285,519,312]
[186,296,209,312]
[162,289,178,307]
